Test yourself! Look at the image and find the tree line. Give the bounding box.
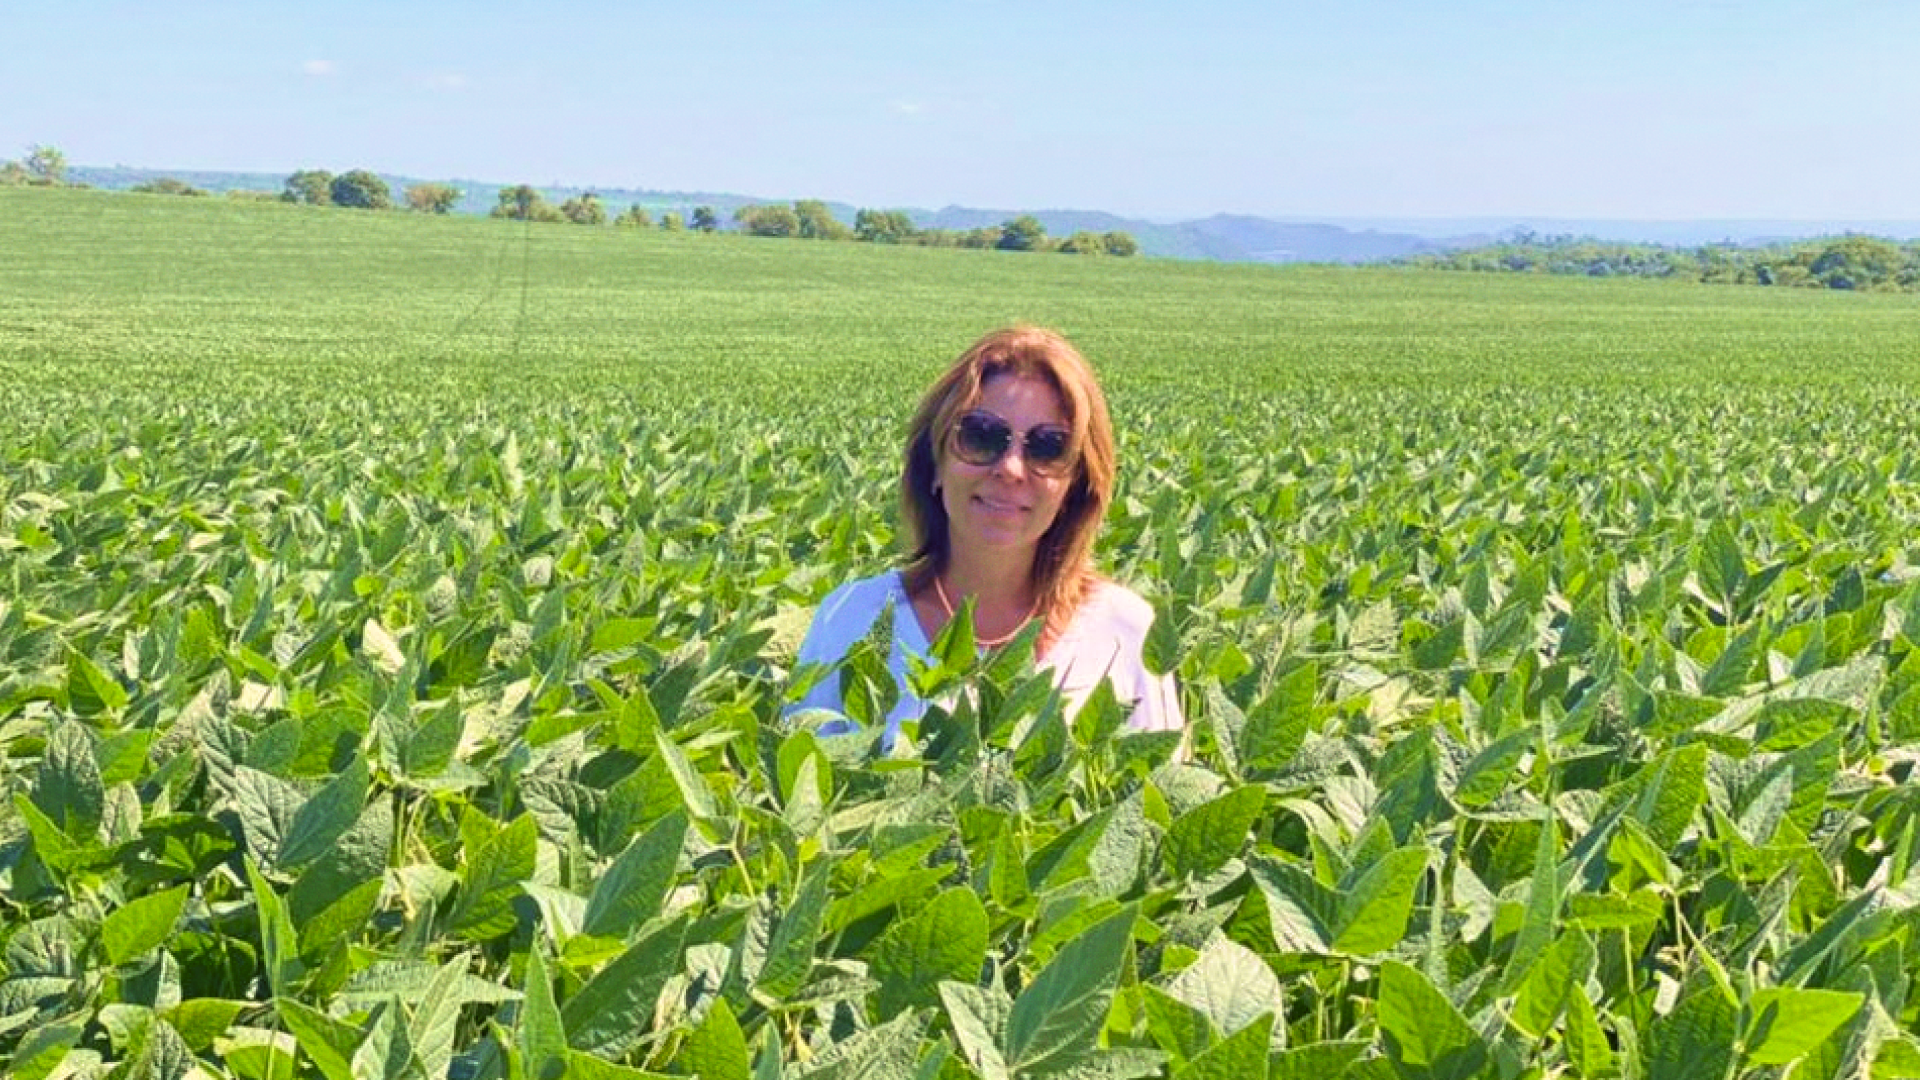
[732,203,1139,255]
[1407,230,1920,293]
[8,146,1140,255]
[280,169,461,213]
[484,188,1141,255]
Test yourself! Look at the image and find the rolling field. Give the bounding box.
[5,186,1920,1080]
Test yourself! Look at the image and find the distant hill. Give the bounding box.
[61,165,1920,263]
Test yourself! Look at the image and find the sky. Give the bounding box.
[6,0,1919,223]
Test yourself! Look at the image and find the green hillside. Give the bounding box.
[5,185,1920,1080]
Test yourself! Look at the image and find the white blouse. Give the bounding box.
[786,570,1184,744]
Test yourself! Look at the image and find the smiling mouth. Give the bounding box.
[975,495,1026,513]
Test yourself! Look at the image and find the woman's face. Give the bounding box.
[937,374,1074,560]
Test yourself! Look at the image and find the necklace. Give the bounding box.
[933,575,1037,648]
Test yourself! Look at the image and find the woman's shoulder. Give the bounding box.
[797,570,908,665]
[816,570,907,621]
[1073,578,1157,640]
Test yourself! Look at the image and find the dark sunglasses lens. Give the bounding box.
[955,413,1012,464]
[1026,426,1071,468]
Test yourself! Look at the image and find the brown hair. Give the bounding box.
[900,326,1117,646]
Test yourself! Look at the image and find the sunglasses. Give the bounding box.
[950,410,1074,476]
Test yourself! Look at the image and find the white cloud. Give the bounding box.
[891,99,926,116]
[421,73,470,92]
[302,59,335,77]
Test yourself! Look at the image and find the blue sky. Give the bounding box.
[6,1,1917,222]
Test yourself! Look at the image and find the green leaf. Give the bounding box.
[1005,905,1136,1074]
[1501,816,1558,991]
[567,1052,681,1080]
[1171,1013,1272,1080]
[1510,930,1594,1038]
[448,813,537,940]
[1240,662,1314,772]
[288,786,392,920]
[1331,845,1426,957]
[1700,624,1762,697]
[1452,728,1532,809]
[103,884,190,966]
[871,887,990,1015]
[124,1015,193,1080]
[230,766,303,868]
[1376,961,1488,1080]
[66,648,129,716]
[14,792,82,872]
[1269,1042,1368,1080]
[1164,935,1284,1042]
[1645,972,1737,1080]
[349,999,414,1080]
[1626,743,1707,851]
[563,914,688,1059]
[164,998,248,1051]
[681,998,750,1080]
[1411,616,1466,671]
[1247,856,1336,954]
[406,955,473,1080]
[296,876,384,962]
[652,727,717,820]
[276,997,360,1080]
[33,720,105,838]
[1164,785,1264,880]
[520,947,569,1080]
[754,859,832,1002]
[582,810,687,940]
[246,858,304,995]
[939,981,1012,1080]
[1564,889,1665,931]
[1139,986,1214,1064]
[1701,519,1746,601]
[1562,983,1613,1079]
[403,701,463,778]
[1143,600,1180,677]
[1744,988,1863,1067]
[277,756,370,870]
[6,1015,86,1080]
[786,1011,926,1080]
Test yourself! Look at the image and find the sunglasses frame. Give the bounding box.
[948,409,1075,476]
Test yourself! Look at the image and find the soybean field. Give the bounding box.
[5,186,1920,1080]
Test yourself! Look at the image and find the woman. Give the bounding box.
[787,326,1183,745]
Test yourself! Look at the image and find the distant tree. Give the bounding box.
[24,145,66,185]
[997,215,1046,251]
[794,199,851,241]
[1810,235,1904,290]
[1059,230,1107,255]
[1102,231,1139,257]
[492,184,561,221]
[959,227,999,249]
[405,182,461,214]
[855,209,916,244]
[735,203,800,237]
[560,192,607,225]
[330,169,391,209]
[690,205,719,232]
[660,211,685,232]
[131,177,207,197]
[283,169,333,205]
[616,203,653,227]
[0,160,28,186]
